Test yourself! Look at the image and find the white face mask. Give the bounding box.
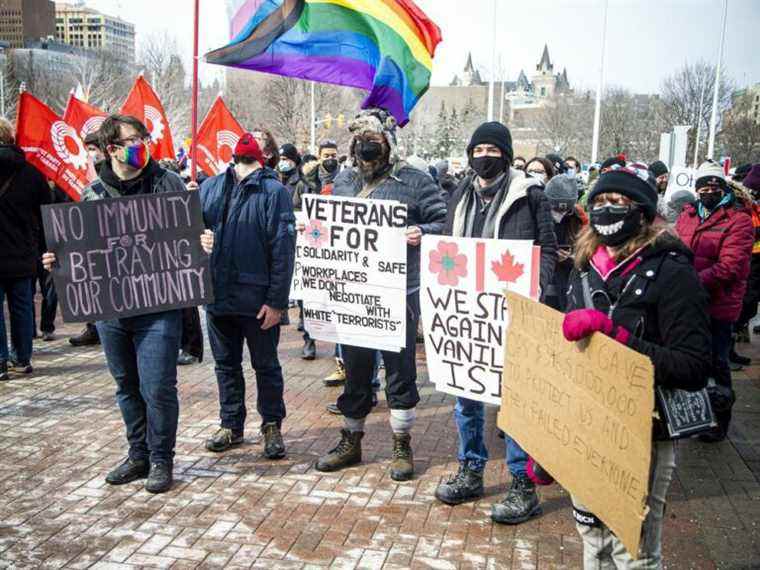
[277,159,295,173]
[528,172,548,184]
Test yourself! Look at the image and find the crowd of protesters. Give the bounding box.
[2,106,759,568]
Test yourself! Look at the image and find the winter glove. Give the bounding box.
[562,309,630,345]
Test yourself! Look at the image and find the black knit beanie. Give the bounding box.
[466,122,513,164]
[648,160,668,178]
[279,143,301,166]
[588,165,659,221]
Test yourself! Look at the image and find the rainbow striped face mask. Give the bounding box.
[117,141,150,169]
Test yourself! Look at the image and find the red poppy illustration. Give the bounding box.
[429,241,468,286]
[304,219,328,248]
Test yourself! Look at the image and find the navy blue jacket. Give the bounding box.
[201,166,296,316]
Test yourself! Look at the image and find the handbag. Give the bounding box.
[579,273,717,440]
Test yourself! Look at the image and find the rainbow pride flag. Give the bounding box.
[205,0,442,125]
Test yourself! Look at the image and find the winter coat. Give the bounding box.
[280,170,303,211]
[81,159,186,201]
[444,170,558,298]
[675,202,754,322]
[332,161,448,293]
[0,145,51,279]
[546,205,587,311]
[566,233,712,438]
[201,166,295,315]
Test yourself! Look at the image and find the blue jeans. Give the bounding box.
[0,277,34,364]
[97,311,182,464]
[454,397,529,475]
[206,312,286,431]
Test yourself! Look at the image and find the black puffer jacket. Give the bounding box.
[566,233,711,395]
[0,145,51,279]
[332,161,447,292]
[444,171,558,298]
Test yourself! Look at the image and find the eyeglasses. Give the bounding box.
[113,135,147,147]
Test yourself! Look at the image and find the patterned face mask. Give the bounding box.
[117,141,150,169]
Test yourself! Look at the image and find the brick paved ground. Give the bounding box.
[0,308,758,569]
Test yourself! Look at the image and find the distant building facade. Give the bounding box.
[55,2,135,62]
[0,0,56,48]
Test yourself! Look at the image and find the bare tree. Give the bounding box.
[533,93,594,158]
[138,33,190,142]
[68,49,135,112]
[660,60,734,161]
[720,92,760,165]
[7,49,71,113]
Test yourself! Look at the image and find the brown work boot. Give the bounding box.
[262,422,286,459]
[315,429,363,472]
[390,433,414,481]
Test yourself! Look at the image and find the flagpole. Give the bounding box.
[591,0,609,164]
[693,79,707,168]
[707,0,727,160]
[191,0,200,182]
[487,0,496,121]
[310,81,316,153]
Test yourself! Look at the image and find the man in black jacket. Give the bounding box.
[314,108,447,481]
[434,122,558,526]
[0,118,51,380]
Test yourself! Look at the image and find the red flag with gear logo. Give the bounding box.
[63,93,107,141]
[15,92,92,202]
[120,75,176,160]
[193,95,244,177]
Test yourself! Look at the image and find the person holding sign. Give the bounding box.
[433,121,558,524]
[676,161,754,443]
[42,115,202,494]
[200,133,295,461]
[563,163,711,567]
[314,108,447,481]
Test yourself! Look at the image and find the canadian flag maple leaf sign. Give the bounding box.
[492,250,525,283]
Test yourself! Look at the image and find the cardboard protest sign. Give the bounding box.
[420,236,539,405]
[498,292,654,558]
[42,191,213,322]
[298,194,407,351]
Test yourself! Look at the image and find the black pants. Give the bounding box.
[206,312,286,430]
[181,307,204,361]
[711,317,734,433]
[337,292,420,419]
[33,259,58,334]
[737,255,760,329]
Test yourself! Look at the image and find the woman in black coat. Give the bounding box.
[562,165,711,568]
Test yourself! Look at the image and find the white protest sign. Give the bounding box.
[290,211,308,302]
[663,167,697,205]
[421,236,539,405]
[298,194,408,352]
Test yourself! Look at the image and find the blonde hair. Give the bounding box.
[0,118,14,145]
[574,220,669,270]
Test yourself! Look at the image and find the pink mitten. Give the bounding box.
[562,309,630,344]
[527,457,554,486]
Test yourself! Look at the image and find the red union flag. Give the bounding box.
[15,92,91,201]
[63,93,107,141]
[120,75,175,160]
[193,95,244,176]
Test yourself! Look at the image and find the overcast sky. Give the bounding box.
[87,0,758,94]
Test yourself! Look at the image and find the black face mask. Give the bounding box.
[322,158,338,173]
[471,155,507,181]
[590,205,643,247]
[699,191,723,211]
[356,141,384,162]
